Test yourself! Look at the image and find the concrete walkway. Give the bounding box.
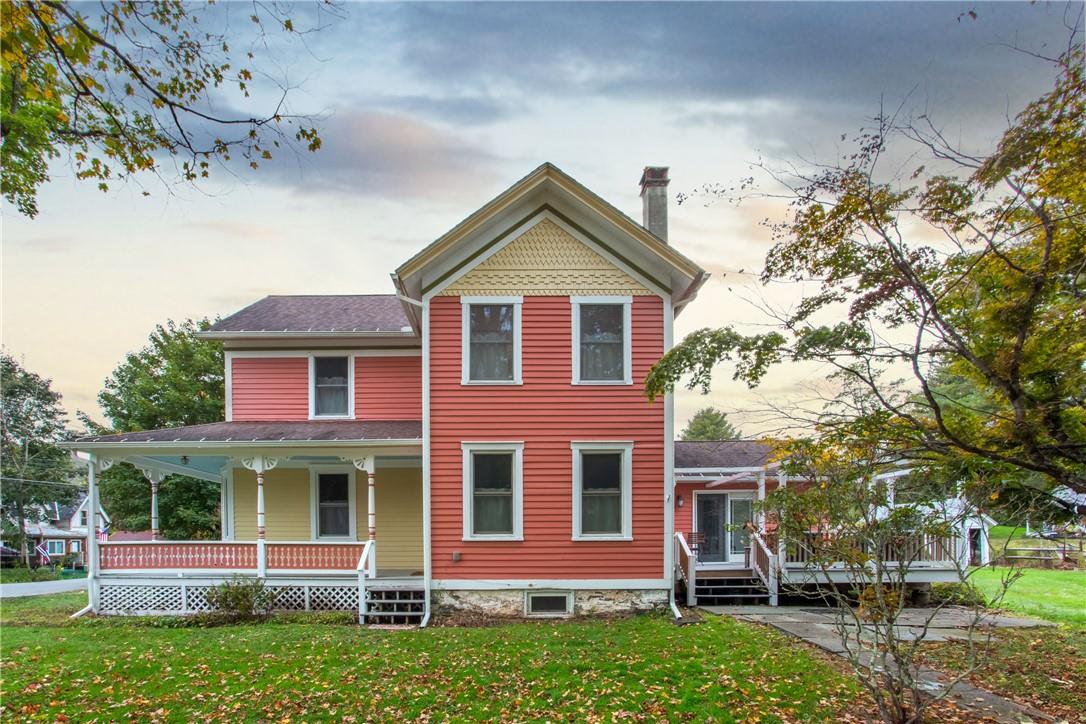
[704,605,1056,722]
[0,577,87,599]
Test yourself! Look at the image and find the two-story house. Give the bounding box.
[69,164,965,622]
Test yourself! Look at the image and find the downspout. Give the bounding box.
[669,585,682,620]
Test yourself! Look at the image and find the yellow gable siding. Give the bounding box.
[230,466,423,571]
[440,218,652,296]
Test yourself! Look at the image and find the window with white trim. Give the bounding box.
[525,591,573,617]
[462,442,523,540]
[311,470,356,539]
[46,540,65,556]
[70,539,82,552]
[571,297,632,384]
[462,298,522,384]
[312,356,351,417]
[572,442,633,540]
[79,510,88,526]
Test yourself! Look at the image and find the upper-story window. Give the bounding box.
[311,356,352,418]
[571,296,632,385]
[461,297,522,384]
[79,511,87,526]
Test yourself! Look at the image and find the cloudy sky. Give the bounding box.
[1,1,1075,436]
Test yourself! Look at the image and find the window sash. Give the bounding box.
[313,357,349,416]
[577,303,626,382]
[471,452,514,535]
[468,304,515,381]
[317,473,351,537]
[46,540,65,555]
[576,449,628,537]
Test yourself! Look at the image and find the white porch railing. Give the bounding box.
[674,532,696,607]
[748,528,779,606]
[356,540,376,622]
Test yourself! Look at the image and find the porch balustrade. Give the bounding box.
[783,531,958,566]
[98,540,367,575]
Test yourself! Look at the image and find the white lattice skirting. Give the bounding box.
[96,578,359,615]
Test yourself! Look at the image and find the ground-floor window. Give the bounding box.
[310,469,356,539]
[462,442,524,541]
[45,539,66,556]
[571,441,633,541]
[70,539,82,552]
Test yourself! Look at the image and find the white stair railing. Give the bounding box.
[356,540,375,623]
[674,532,696,607]
[748,528,779,606]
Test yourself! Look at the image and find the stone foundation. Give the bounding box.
[433,588,669,617]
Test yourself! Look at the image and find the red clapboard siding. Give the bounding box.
[356,356,422,420]
[231,357,309,421]
[429,295,666,580]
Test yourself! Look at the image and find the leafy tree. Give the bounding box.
[648,43,1086,496]
[1,354,76,566]
[680,407,742,441]
[1,1,332,217]
[89,318,224,539]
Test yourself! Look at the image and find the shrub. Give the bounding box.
[205,576,278,622]
[930,582,988,608]
[857,585,903,622]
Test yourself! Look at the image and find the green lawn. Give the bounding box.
[1,593,867,722]
[970,567,1086,626]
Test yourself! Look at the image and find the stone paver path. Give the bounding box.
[703,605,1056,722]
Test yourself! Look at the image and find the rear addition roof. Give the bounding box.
[201,295,414,337]
[674,440,774,469]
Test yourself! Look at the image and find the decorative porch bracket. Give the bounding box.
[135,466,167,541]
[240,456,279,577]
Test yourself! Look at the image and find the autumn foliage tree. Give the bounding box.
[648,42,1086,499]
[0,0,333,217]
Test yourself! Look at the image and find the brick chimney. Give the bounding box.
[639,166,669,242]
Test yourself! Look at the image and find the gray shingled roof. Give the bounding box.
[674,440,773,469]
[76,420,422,444]
[205,295,413,334]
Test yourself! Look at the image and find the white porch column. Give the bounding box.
[136,467,167,541]
[776,471,788,563]
[756,470,766,529]
[241,456,279,576]
[86,455,99,611]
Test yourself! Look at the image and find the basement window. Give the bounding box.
[525,591,573,618]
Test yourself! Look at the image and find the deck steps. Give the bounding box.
[690,574,770,606]
[363,586,425,625]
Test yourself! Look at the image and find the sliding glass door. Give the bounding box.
[695,494,755,564]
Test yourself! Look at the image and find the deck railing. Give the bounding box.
[784,531,958,566]
[99,540,368,576]
[674,532,696,607]
[748,527,779,606]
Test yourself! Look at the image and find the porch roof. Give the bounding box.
[73,420,422,445]
[674,440,773,470]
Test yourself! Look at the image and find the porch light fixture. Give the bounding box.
[180,455,189,466]
[677,494,684,508]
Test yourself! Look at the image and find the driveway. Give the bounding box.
[0,577,87,599]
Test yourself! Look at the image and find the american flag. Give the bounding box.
[35,543,51,563]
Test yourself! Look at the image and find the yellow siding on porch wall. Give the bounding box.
[230,467,423,571]
[440,218,652,296]
[232,468,311,540]
[362,467,424,572]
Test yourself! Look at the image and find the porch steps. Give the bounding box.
[362,586,425,625]
[692,575,770,606]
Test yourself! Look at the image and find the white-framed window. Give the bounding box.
[79,510,88,526]
[571,441,634,541]
[571,296,632,385]
[45,539,66,556]
[461,297,522,385]
[70,539,82,552]
[309,355,354,418]
[525,590,573,618]
[462,442,524,541]
[309,468,357,539]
